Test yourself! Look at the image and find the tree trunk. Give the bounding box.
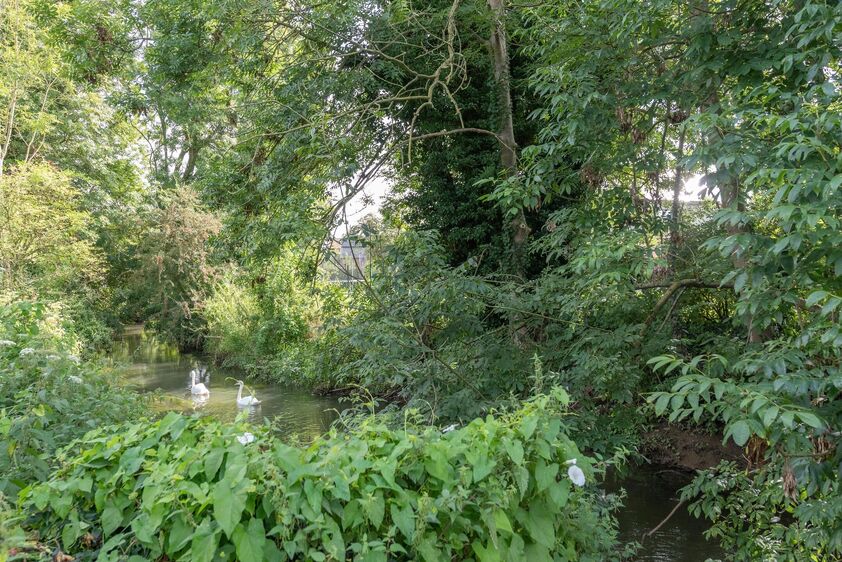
[487,0,530,273]
[668,126,685,274]
[691,0,762,344]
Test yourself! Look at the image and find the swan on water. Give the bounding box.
[234,379,260,406]
[190,368,210,395]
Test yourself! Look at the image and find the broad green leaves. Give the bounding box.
[191,519,219,562]
[212,478,248,538]
[23,392,616,560]
[233,518,266,562]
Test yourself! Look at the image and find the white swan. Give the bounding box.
[235,379,260,406]
[190,368,209,395]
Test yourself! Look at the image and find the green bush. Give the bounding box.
[203,268,262,361]
[0,301,144,497]
[203,254,349,385]
[23,389,622,561]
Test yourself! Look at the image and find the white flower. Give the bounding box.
[19,347,35,357]
[0,340,16,347]
[67,354,80,364]
[442,423,459,433]
[566,458,586,487]
[237,432,256,445]
[46,354,60,361]
[68,375,83,384]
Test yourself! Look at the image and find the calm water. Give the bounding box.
[113,327,725,561]
[608,466,726,561]
[112,327,341,441]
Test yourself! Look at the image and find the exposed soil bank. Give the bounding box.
[641,423,743,472]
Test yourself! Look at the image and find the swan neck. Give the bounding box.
[236,384,243,401]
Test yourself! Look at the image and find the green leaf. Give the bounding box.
[423,449,451,481]
[233,518,266,562]
[493,510,513,534]
[472,539,502,562]
[101,505,123,537]
[805,290,828,307]
[534,461,559,493]
[390,503,415,541]
[365,492,385,528]
[167,513,192,555]
[191,519,218,562]
[204,447,225,480]
[519,415,538,439]
[503,438,524,465]
[471,452,496,483]
[762,406,779,427]
[654,394,671,416]
[522,502,554,548]
[730,420,751,446]
[61,512,81,550]
[797,412,823,429]
[213,479,247,538]
[548,478,570,509]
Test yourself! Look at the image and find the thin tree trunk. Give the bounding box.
[0,83,18,179]
[668,126,685,274]
[487,0,530,273]
[691,0,762,344]
[182,145,199,182]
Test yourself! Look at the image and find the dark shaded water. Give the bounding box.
[113,327,725,561]
[112,327,341,441]
[608,466,726,561]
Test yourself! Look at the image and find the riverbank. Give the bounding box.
[641,423,744,472]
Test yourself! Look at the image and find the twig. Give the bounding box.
[641,499,685,544]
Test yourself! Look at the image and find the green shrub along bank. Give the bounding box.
[202,255,349,386]
[0,302,144,498]
[23,390,623,562]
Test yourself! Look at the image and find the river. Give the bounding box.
[112,327,341,441]
[113,327,725,561]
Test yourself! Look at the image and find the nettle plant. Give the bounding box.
[23,390,622,562]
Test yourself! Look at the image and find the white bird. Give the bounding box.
[234,379,260,407]
[190,369,209,396]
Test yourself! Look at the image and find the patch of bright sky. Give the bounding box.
[680,173,706,202]
[335,175,391,229]
[336,173,707,230]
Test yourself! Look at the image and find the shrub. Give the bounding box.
[203,253,350,385]
[23,389,622,561]
[0,301,144,496]
[203,268,261,361]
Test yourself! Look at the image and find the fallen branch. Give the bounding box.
[641,499,685,544]
[635,278,730,290]
[638,278,733,339]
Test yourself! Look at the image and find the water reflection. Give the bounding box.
[112,327,342,441]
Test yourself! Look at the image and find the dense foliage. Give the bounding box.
[0,302,143,498]
[23,391,622,562]
[1,0,840,558]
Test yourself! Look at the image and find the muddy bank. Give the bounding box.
[641,423,743,471]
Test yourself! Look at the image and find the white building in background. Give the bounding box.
[324,237,368,285]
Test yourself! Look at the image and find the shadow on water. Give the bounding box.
[606,465,727,561]
[112,327,342,442]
